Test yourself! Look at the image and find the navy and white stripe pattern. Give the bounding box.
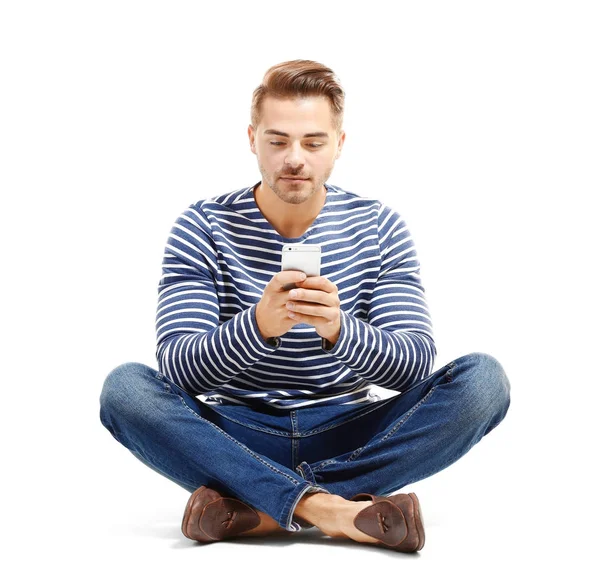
[155,182,436,409]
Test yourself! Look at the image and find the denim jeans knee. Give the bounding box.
[99,362,163,435]
[99,361,331,532]
[450,352,511,434]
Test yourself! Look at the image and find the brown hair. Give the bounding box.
[251,59,345,135]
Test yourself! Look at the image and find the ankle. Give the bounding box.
[294,492,347,527]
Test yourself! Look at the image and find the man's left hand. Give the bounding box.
[284,275,341,345]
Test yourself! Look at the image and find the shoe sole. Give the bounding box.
[408,492,425,551]
[181,485,208,540]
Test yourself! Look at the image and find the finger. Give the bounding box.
[287,290,333,308]
[296,276,337,293]
[286,308,337,326]
[287,301,333,318]
[276,269,307,290]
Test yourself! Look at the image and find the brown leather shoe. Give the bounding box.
[350,492,425,552]
[181,485,261,541]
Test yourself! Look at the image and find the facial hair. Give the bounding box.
[258,161,334,205]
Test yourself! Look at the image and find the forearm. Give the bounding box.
[157,304,278,394]
[322,310,436,390]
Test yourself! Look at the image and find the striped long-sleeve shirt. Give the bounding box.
[155,181,436,409]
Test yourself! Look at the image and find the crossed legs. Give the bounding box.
[100,352,510,545]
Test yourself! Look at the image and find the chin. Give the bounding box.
[279,191,311,205]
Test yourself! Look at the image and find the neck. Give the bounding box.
[253,182,326,239]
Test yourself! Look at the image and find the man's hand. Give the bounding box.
[255,272,341,345]
[255,270,309,340]
[284,275,341,345]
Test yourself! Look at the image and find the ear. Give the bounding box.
[335,130,346,160]
[248,125,256,154]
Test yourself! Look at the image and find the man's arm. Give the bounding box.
[155,204,278,395]
[321,203,436,391]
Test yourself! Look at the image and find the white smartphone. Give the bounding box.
[281,244,321,290]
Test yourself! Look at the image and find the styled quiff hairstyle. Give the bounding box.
[251,59,345,135]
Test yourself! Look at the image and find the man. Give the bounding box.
[100,59,511,553]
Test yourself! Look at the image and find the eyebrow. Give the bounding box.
[264,129,329,138]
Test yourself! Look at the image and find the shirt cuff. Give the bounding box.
[321,309,350,355]
[249,304,281,351]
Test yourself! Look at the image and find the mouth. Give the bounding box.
[281,177,308,182]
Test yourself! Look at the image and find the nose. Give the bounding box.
[284,142,306,168]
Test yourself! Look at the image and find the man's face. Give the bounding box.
[249,95,345,205]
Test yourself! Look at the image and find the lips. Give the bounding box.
[281,177,308,180]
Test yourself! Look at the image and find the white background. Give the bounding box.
[1,1,598,578]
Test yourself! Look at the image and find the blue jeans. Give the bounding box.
[99,352,510,532]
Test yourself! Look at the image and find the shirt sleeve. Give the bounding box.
[155,204,278,395]
[321,203,436,390]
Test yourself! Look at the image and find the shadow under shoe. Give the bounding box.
[181,485,261,541]
[351,492,425,552]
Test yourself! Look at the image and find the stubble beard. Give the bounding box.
[259,163,333,206]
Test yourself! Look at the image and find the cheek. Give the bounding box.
[309,153,327,168]
[314,154,336,173]
[262,150,285,165]
[257,151,279,171]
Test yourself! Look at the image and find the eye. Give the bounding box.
[269,141,324,147]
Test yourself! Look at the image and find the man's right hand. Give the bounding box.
[255,270,307,341]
